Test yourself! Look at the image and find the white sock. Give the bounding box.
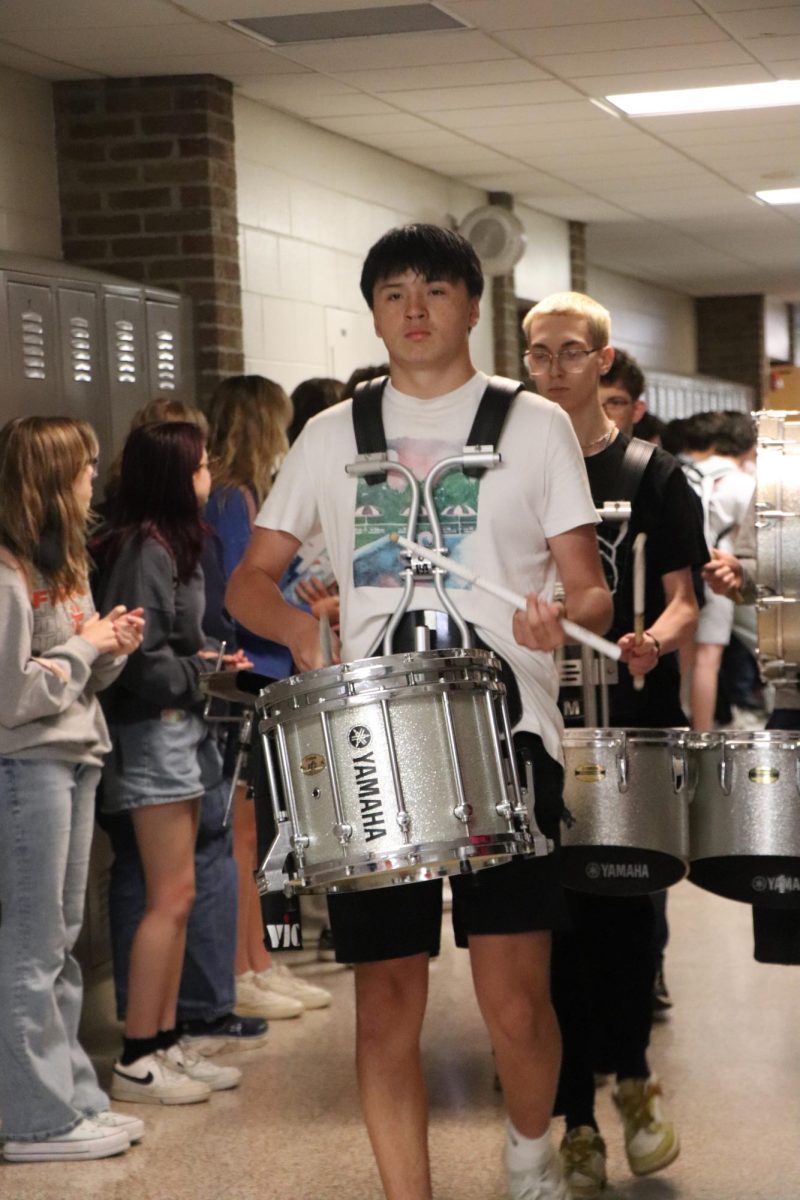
[505,1121,553,1172]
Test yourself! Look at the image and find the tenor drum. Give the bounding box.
[755,411,800,675]
[255,649,535,894]
[560,728,690,896]
[688,731,800,907]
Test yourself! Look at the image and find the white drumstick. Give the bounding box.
[393,534,621,662]
[632,532,647,692]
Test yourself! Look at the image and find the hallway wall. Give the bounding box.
[0,65,61,259]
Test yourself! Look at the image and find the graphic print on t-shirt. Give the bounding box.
[596,517,629,598]
[353,434,479,589]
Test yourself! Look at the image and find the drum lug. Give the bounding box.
[290,834,310,851]
[495,801,513,821]
[672,744,688,794]
[719,749,733,796]
[453,804,471,823]
[615,733,629,793]
[396,811,412,836]
[333,822,353,844]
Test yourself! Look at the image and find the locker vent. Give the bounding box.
[114,319,136,384]
[21,309,46,380]
[69,316,92,384]
[155,329,176,390]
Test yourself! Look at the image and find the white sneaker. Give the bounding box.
[2,1117,130,1162]
[165,1042,241,1091]
[507,1147,568,1200]
[110,1051,211,1105]
[94,1110,145,1144]
[254,963,332,1010]
[235,972,304,1019]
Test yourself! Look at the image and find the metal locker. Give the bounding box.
[145,298,182,397]
[103,288,149,451]
[56,284,111,453]
[6,279,60,418]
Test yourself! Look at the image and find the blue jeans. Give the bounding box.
[105,776,238,1021]
[0,757,108,1141]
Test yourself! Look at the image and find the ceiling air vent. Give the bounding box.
[230,4,468,45]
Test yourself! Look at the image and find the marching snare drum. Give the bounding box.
[756,411,800,676]
[560,728,690,896]
[255,648,538,894]
[688,730,800,908]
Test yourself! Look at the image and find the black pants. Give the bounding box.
[552,891,656,1129]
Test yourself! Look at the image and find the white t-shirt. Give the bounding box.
[257,371,598,763]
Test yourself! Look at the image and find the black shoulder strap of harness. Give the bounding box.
[462,375,525,479]
[615,436,656,504]
[351,375,390,485]
[351,373,524,486]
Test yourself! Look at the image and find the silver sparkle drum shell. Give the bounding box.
[560,729,690,896]
[755,411,800,670]
[687,730,800,907]
[256,649,531,893]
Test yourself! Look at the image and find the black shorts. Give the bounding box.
[327,732,566,964]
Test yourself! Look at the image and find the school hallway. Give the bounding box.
[3,879,799,1200]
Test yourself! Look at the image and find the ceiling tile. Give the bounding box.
[313,112,438,136]
[0,40,100,78]
[445,0,699,31]
[87,51,308,78]
[388,80,579,113]
[504,40,757,77]
[742,34,800,61]
[274,30,512,72]
[721,7,800,37]
[181,0,414,16]
[500,14,724,55]
[0,0,194,32]
[575,63,771,94]
[527,195,634,221]
[11,21,250,59]
[334,59,549,91]
[432,99,606,130]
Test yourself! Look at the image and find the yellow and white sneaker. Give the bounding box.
[559,1126,607,1198]
[613,1075,680,1176]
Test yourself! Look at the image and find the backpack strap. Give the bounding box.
[463,375,525,479]
[351,375,390,485]
[615,436,656,503]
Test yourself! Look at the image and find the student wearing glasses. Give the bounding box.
[523,293,707,1198]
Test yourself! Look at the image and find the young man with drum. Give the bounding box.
[522,295,707,1197]
[227,224,612,1200]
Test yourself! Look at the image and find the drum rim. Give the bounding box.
[686,729,800,749]
[255,647,501,709]
[562,726,688,745]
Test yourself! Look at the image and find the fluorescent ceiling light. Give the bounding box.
[605,79,800,117]
[756,187,800,205]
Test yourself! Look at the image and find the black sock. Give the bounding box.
[158,1028,178,1050]
[120,1035,161,1066]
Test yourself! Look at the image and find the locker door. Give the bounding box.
[6,279,60,417]
[103,289,148,454]
[145,299,182,397]
[56,285,110,452]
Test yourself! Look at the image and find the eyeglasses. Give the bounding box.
[523,347,600,376]
[602,396,633,410]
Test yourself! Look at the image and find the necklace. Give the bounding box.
[580,426,615,452]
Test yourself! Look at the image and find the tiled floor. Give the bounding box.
[3,880,800,1200]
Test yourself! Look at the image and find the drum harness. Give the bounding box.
[346,373,553,859]
[559,436,656,728]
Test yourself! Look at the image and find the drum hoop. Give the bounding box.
[258,676,508,730]
[686,730,800,750]
[562,727,687,747]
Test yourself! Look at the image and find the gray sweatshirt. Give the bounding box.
[0,556,124,765]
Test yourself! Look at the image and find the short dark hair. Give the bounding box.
[635,411,665,442]
[715,410,756,457]
[602,347,646,401]
[683,411,726,452]
[661,417,689,457]
[360,223,484,309]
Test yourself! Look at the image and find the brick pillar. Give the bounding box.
[54,75,243,405]
[487,192,522,379]
[569,221,587,293]
[695,294,766,402]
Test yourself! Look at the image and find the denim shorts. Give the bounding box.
[101,709,207,813]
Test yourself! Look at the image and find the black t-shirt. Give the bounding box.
[562,434,708,727]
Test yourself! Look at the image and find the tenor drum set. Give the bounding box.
[200,411,800,916]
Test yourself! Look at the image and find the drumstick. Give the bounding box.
[392,533,621,662]
[632,532,647,692]
[319,612,333,667]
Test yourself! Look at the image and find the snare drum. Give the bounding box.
[688,730,800,907]
[560,728,690,896]
[255,648,536,894]
[756,411,800,674]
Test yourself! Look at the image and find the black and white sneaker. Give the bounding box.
[110,1051,211,1105]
